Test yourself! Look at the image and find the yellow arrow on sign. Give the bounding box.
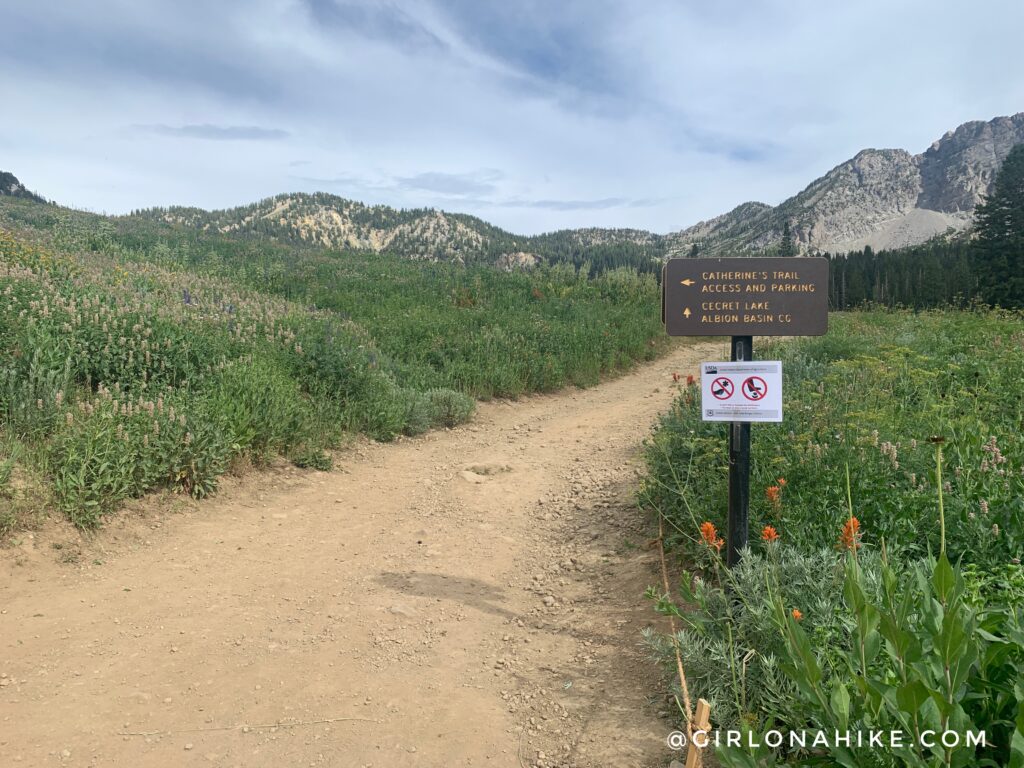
[683,307,692,318]
[680,279,695,286]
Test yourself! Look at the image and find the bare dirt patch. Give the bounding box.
[0,341,722,767]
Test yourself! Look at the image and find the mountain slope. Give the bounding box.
[132,193,667,271]
[0,171,46,204]
[669,112,1024,255]
[9,111,1022,263]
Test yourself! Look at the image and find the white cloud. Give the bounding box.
[1,0,1022,233]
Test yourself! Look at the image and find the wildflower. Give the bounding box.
[55,390,64,407]
[980,499,989,515]
[880,441,899,468]
[766,485,782,509]
[672,372,680,383]
[686,374,696,387]
[699,521,724,552]
[761,525,779,543]
[992,524,1000,537]
[36,398,43,410]
[65,412,74,426]
[700,521,717,547]
[777,477,787,487]
[839,516,862,551]
[791,608,803,621]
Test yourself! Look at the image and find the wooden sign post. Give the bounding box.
[663,257,829,566]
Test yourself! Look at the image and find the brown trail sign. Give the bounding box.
[662,256,828,337]
[663,257,828,567]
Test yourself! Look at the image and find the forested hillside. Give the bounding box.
[131,193,667,276]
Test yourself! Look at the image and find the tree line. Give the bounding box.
[823,143,1024,310]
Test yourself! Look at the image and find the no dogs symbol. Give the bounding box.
[711,377,734,400]
[742,376,768,401]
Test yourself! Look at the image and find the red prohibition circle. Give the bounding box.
[711,377,734,400]
[742,376,768,401]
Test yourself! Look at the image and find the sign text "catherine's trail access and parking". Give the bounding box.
[663,257,829,337]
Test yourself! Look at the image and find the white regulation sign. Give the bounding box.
[700,361,783,423]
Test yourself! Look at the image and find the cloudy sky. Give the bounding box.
[2,1,1023,234]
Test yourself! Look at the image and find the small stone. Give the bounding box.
[184,743,194,750]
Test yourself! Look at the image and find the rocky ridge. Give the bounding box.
[669,112,1024,255]
[0,170,46,204]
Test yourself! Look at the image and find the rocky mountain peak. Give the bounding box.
[0,171,46,203]
[668,112,1024,255]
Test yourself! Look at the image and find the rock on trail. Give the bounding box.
[0,341,722,767]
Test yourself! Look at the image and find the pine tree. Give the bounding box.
[973,143,1024,307]
[779,221,797,257]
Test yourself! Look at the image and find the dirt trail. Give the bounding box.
[1,341,723,768]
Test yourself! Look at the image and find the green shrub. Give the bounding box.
[291,445,333,471]
[648,545,886,730]
[716,551,1024,768]
[426,388,475,428]
[205,359,313,462]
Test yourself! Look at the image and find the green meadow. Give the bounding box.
[0,198,667,530]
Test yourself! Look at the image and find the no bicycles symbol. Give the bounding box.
[742,376,767,401]
[711,377,734,400]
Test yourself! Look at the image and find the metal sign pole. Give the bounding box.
[727,335,752,567]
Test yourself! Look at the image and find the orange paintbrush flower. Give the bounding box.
[700,521,717,546]
[839,516,862,551]
[761,525,780,543]
[766,485,782,508]
[699,521,724,552]
[791,608,803,621]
